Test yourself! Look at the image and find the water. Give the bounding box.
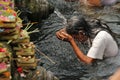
[30,0,120,80]
[54,8,67,25]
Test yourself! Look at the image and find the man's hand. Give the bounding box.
[56,28,73,42]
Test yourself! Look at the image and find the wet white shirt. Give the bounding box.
[87,31,118,59]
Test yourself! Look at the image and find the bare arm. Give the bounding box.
[56,29,94,64]
[69,38,94,64]
[109,68,120,80]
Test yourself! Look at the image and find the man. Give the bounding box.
[56,16,119,64]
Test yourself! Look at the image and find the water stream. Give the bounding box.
[30,0,120,80]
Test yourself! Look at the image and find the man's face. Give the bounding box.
[72,30,88,42]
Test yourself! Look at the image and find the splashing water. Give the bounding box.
[54,8,67,25]
[32,0,120,80]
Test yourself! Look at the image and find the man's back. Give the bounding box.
[87,31,118,59]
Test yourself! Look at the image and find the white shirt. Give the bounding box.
[87,31,118,59]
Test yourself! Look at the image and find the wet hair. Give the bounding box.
[65,16,119,46]
[65,16,92,38]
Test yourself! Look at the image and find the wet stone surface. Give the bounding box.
[30,0,120,80]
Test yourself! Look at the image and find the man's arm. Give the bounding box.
[57,32,94,64]
[109,68,120,80]
[56,29,94,64]
[70,38,94,64]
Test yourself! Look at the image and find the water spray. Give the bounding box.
[54,8,67,25]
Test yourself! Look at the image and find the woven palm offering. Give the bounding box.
[15,48,35,56]
[15,48,35,55]
[15,17,23,29]
[0,1,10,7]
[0,23,20,41]
[0,9,17,41]
[12,22,39,44]
[0,62,7,73]
[17,56,36,64]
[16,55,37,69]
[0,0,59,80]
[0,42,11,60]
[0,34,19,40]
[0,9,17,22]
[13,42,35,55]
[14,42,37,69]
[12,29,30,43]
[0,5,11,10]
[17,61,37,70]
[0,0,14,9]
[0,26,20,35]
[0,42,12,79]
[13,41,36,69]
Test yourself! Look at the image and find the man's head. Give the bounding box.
[65,16,92,42]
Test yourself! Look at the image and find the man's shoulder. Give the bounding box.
[92,30,112,44]
[96,31,111,38]
[94,31,107,39]
[98,31,109,35]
